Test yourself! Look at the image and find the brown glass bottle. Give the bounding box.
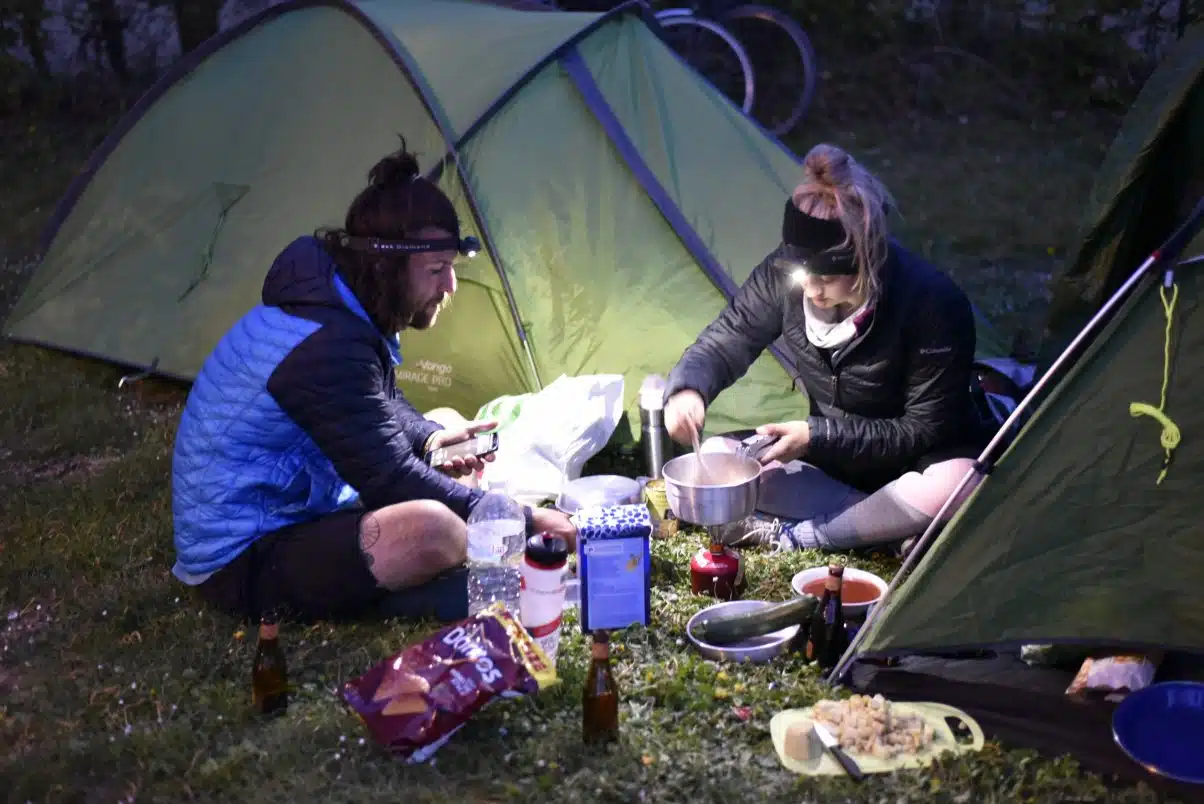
[805,561,848,672]
[582,630,619,744]
[252,612,288,716]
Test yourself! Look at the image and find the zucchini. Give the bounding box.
[694,595,819,646]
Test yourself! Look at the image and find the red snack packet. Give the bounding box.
[340,603,558,762]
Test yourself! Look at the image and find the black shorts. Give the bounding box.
[195,510,469,624]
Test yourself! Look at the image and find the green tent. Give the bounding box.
[4,0,1005,435]
[839,24,1204,790]
[853,21,1204,662]
[1040,22,1204,364]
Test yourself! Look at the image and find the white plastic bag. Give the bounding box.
[478,374,625,502]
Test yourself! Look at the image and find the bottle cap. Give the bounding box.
[639,374,666,411]
[525,533,569,568]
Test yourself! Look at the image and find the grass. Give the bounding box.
[0,56,1175,802]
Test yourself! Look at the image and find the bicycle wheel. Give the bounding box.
[654,9,755,115]
[718,4,818,137]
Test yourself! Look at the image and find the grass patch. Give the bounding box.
[0,447,1165,803]
[0,64,1172,802]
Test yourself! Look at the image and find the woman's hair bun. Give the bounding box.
[801,143,852,190]
[368,136,421,188]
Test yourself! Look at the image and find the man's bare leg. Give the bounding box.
[357,500,467,590]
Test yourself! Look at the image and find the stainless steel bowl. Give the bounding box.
[555,474,642,515]
[661,451,762,526]
[686,600,801,663]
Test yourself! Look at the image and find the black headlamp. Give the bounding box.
[339,233,482,259]
[776,199,856,277]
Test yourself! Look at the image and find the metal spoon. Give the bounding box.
[688,422,712,484]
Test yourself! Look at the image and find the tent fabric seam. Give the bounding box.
[425,0,655,183]
[558,45,801,380]
[35,0,330,256]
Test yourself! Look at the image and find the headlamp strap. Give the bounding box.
[780,200,856,276]
[340,233,481,258]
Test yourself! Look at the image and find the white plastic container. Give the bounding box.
[519,534,570,665]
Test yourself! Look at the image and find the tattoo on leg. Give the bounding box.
[359,514,381,568]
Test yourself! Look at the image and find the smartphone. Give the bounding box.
[427,432,499,467]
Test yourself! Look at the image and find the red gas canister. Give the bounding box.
[689,540,745,601]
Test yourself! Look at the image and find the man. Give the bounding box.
[171,142,577,623]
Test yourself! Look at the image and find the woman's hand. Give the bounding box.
[530,507,578,552]
[425,420,498,478]
[664,390,706,445]
[755,420,810,464]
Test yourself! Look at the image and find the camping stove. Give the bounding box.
[689,525,745,601]
[663,441,776,603]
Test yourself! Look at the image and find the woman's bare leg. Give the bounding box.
[788,458,981,551]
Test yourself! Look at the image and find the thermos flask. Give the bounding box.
[639,374,669,479]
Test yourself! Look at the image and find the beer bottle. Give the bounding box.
[805,560,848,672]
[582,630,619,744]
[252,611,288,716]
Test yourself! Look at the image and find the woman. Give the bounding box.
[663,143,986,552]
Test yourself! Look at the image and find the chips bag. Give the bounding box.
[340,603,558,762]
[1066,652,1163,700]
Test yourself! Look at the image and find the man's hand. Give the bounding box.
[425,419,498,479]
[756,420,810,465]
[530,507,578,552]
[664,389,706,446]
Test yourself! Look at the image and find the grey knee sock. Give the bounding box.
[789,486,933,551]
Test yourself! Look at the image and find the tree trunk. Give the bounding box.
[86,0,128,78]
[172,0,224,55]
[15,0,51,79]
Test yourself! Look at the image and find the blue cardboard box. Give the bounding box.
[576,504,652,633]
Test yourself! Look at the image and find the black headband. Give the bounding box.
[779,199,857,276]
[339,234,481,258]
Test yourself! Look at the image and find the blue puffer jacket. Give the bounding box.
[171,236,485,583]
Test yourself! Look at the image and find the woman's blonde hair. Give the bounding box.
[791,143,895,300]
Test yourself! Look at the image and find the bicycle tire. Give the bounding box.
[654,9,756,115]
[718,4,818,136]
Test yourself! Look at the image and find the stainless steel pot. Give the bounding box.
[661,451,762,527]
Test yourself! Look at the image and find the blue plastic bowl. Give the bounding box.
[1112,681,1204,784]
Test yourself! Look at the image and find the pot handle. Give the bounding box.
[738,433,781,462]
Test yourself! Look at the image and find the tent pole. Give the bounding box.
[429,119,543,392]
[827,194,1204,687]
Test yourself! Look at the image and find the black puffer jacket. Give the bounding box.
[665,243,980,487]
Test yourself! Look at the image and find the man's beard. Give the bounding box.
[406,293,448,330]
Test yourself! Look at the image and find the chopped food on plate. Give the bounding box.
[811,694,935,759]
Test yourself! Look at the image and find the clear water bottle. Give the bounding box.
[466,489,527,616]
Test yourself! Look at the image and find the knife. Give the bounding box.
[812,722,865,781]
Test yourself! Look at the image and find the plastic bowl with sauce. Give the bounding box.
[789,566,888,620]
